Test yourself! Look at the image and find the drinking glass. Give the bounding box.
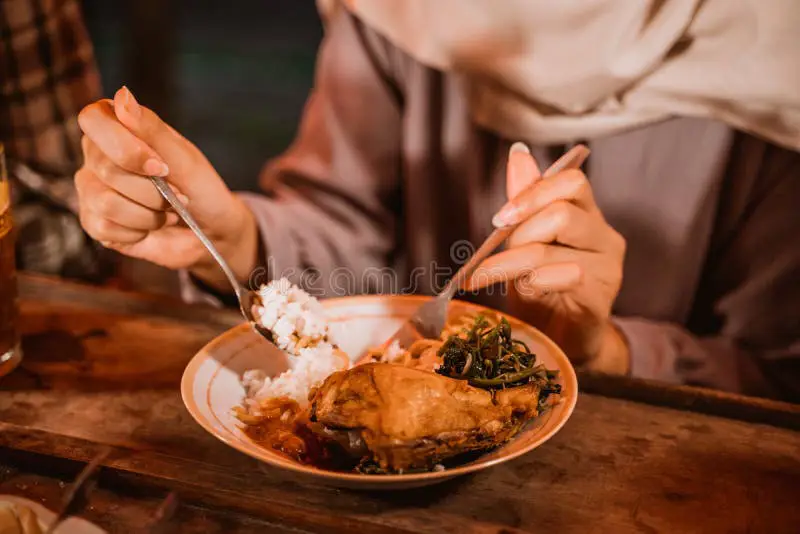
[0,143,21,377]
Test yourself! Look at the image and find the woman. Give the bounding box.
[74,1,800,400]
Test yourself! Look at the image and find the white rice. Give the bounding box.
[252,277,329,353]
[241,278,346,410]
[380,339,406,363]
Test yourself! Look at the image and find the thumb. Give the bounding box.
[112,86,201,184]
[506,142,541,200]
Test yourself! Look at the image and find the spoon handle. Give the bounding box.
[148,176,244,296]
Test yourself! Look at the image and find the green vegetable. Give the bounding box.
[468,364,544,387]
[436,315,562,400]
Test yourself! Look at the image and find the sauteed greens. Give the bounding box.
[436,315,562,399]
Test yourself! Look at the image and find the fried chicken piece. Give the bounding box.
[307,363,542,471]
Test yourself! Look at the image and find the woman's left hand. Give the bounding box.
[467,143,630,374]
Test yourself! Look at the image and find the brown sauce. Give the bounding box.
[238,397,344,469]
[239,397,308,458]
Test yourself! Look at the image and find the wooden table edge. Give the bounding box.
[0,422,415,534]
[15,272,800,431]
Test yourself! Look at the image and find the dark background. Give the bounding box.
[80,0,323,294]
[82,0,323,192]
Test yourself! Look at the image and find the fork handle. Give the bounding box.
[441,144,591,299]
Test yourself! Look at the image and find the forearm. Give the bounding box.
[583,320,631,375]
[187,195,260,292]
[613,317,797,399]
[183,187,393,302]
[241,190,392,293]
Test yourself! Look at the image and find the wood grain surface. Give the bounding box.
[1,274,798,533]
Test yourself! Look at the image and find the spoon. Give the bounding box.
[148,176,277,346]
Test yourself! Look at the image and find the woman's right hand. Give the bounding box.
[75,86,258,290]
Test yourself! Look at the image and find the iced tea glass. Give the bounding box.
[0,143,21,377]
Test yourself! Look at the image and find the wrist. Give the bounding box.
[189,196,259,292]
[584,320,630,375]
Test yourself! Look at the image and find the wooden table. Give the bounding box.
[1,274,799,533]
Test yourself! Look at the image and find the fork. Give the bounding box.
[381,143,591,350]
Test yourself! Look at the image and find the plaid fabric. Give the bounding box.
[0,0,113,281]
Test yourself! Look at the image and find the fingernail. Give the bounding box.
[120,86,141,118]
[492,202,521,227]
[509,141,530,155]
[143,158,170,177]
[169,184,189,205]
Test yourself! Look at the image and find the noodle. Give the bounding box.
[367,313,503,371]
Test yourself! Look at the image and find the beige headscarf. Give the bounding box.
[326,0,800,150]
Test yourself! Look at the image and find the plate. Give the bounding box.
[181,295,578,490]
[0,495,106,533]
